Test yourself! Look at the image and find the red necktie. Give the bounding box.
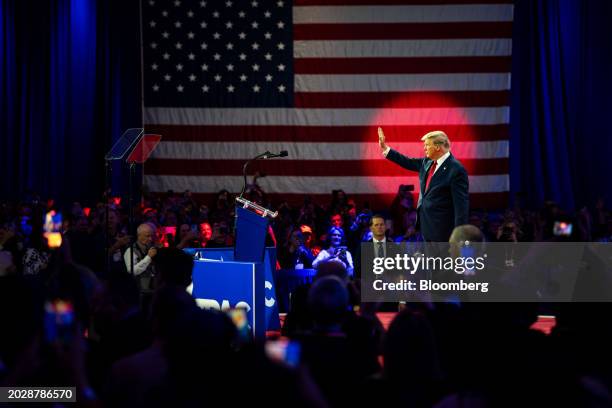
[424,161,437,192]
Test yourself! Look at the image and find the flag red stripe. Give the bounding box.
[142,3,513,208]
[145,125,509,142]
[157,192,509,212]
[294,22,512,40]
[145,158,508,177]
[294,91,509,108]
[294,57,512,74]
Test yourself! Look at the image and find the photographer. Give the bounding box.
[312,226,354,276]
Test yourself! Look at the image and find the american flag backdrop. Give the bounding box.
[142,0,512,209]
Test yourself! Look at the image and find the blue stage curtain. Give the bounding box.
[511,0,612,210]
[0,0,141,203]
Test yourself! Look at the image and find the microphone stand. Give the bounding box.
[236,151,287,233]
[240,152,268,199]
[239,150,288,199]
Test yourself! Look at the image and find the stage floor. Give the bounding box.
[270,313,556,337]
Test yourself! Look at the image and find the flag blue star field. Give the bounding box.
[142,0,513,208]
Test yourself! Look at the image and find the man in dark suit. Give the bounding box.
[377,128,469,242]
[354,214,397,278]
[368,214,389,257]
[359,214,406,309]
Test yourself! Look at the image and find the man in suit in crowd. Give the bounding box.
[357,214,405,278]
[378,128,469,242]
[369,214,389,258]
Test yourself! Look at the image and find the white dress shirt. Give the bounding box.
[431,151,451,175]
[373,237,387,258]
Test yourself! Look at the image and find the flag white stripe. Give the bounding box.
[142,3,514,200]
[144,107,509,126]
[151,141,509,160]
[144,174,509,194]
[294,39,512,58]
[293,5,514,24]
[295,73,511,92]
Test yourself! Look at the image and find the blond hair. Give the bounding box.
[421,130,450,150]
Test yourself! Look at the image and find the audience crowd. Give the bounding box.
[0,186,611,407]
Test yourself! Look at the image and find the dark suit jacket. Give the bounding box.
[355,238,405,279]
[386,149,469,242]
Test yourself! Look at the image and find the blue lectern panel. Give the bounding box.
[192,260,265,339]
[185,247,280,330]
[235,206,269,263]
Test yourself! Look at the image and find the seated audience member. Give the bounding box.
[0,226,20,274]
[0,229,16,276]
[205,220,233,248]
[153,247,193,290]
[90,269,152,387]
[327,189,349,218]
[390,184,414,237]
[105,210,129,263]
[106,285,195,408]
[394,209,423,243]
[149,303,236,406]
[199,222,213,247]
[312,227,354,276]
[315,259,349,282]
[22,224,49,276]
[297,276,377,407]
[283,261,351,337]
[379,310,443,407]
[329,213,343,229]
[175,224,200,249]
[300,224,321,257]
[278,228,315,269]
[347,210,372,246]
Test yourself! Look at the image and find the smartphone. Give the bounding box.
[44,300,75,345]
[264,339,301,367]
[460,244,477,276]
[460,244,475,258]
[43,211,63,249]
[553,221,572,237]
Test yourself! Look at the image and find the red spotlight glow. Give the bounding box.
[363,93,475,198]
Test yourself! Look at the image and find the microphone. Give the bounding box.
[260,150,289,159]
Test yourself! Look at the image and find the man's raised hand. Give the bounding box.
[378,127,388,152]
